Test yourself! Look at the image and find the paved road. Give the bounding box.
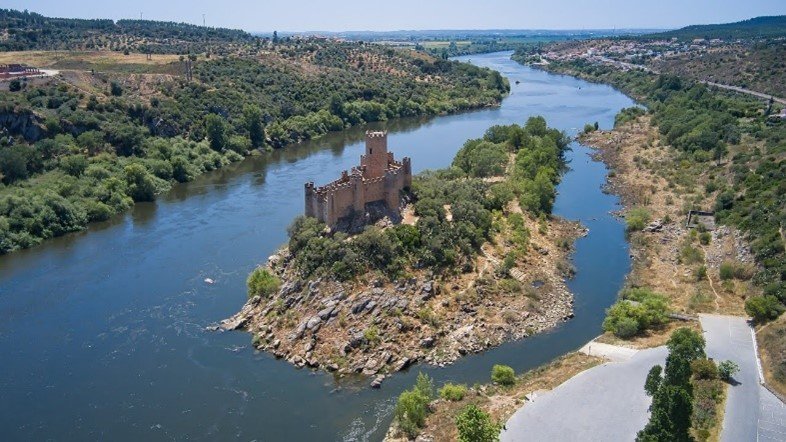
[500,346,667,441]
[700,81,786,105]
[699,314,786,442]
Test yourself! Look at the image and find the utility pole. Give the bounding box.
[203,14,206,27]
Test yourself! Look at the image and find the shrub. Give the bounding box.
[456,404,501,442]
[491,364,515,386]
[719,262,735,280]
[719,261,755,281]
[699,232,711,245]
[717,360,739,382]
[439,383,468,401]
[626,207,651,232]
[110,81,122,96]
[246,267,280,298]
[745,295,785,323]
[695,265,707,281]
[691,359,719,380]
[603,289,669,338]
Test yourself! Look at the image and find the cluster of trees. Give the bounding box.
[284,119,566,280]
[0,135,242,253]
[639,328,736,441]
[603,288,670,338]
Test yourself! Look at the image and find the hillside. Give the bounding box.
[0,10,509,254]
[0,8,255,54]
[649,15,786,41]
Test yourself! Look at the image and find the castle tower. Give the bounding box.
[361,131,389,179]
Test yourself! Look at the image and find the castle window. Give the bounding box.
[369,148,373,154]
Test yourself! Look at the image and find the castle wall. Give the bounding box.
[305,131,413,228]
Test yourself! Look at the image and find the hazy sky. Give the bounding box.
[5,0,785,32]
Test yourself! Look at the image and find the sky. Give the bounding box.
[5,0,785,32]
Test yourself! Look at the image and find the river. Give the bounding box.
[0,52,634,441]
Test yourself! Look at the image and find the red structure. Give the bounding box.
[0,64,41,80]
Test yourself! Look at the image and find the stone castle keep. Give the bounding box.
[305,131,412,228]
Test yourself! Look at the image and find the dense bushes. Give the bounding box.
[603,288,669,338]
[625,207,651,232]
[745,295,785,323]
[439,383,468,401]
[0,137,241,254]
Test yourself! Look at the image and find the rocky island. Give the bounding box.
[223,118,584,384]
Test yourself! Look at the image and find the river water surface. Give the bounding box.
[0,52,634,441]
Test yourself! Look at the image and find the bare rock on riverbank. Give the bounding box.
[222,214,583,379]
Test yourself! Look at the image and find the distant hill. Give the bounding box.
[0,8,256,53]
[649,15,786,40]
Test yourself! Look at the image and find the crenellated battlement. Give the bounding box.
[305,131,412,228]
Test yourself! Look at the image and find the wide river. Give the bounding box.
[0,52,634,441]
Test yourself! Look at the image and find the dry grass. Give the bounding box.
[757,316,786,398]
[0,50,181,68]
[394,352,603,442]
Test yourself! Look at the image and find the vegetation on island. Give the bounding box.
[0,9,510,254]
[280,117,567,282]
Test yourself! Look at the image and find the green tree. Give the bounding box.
[637,384,693,442]
[394,372,434,438]
[456,404,501,442]
[243,104,265,148]
[205,114,228,151]
[123,163,158,202]
[664,327,706,387]
[0,145,31,184]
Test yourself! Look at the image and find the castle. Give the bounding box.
[305,131,412,228]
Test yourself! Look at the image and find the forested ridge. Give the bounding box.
[0,9,509,254]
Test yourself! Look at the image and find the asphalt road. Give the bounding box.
[699,314,786,442]
[500,346,667,441]
[501,317,786,441]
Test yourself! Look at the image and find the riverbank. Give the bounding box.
[0,52,638,441]
[580,116,755,321]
